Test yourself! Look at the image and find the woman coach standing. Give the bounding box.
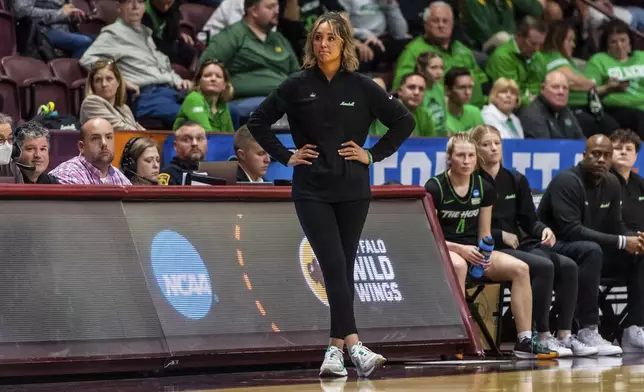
[247,12,415,379]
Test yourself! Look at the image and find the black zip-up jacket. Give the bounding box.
[612,168,644,233]
[247,66,415,202]
[479,167,547,249]
[537,163,631,249]
[158,156,200,186]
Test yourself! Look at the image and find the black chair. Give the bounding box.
[465,277,507,356]
[598,277,629,344]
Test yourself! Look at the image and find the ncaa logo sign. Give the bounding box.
[299,237,329,307]
[151,230,218,319]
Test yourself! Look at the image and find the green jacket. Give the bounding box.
[394,37,488,107]
[201,21,300,98]
[370,103,439,137]
[173,91,235,132]
[486,39,545,105]
[463,0,542,46]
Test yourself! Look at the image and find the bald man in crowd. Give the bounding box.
[538,134,644,354]
[50,118,131,185]
[518,70,585,139]
[158,121,208,185]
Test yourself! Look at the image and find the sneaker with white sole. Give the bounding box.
[320,346,348,377]
[622,325,644,353]
[559,335,599,357]
[541,336,573,357]
[577,327,623,356]
[349,342,386,378]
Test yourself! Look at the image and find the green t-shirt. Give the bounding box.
[423,83,447,136]
[540,51,587,107]
[201,21,300,98]
[585,51,644,111]
[446,104,484,133]
[486,39,545,105]
[393,37,488,107]
[370,104,438,137]
[173,91,235,132]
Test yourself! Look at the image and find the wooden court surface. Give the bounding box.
[4,356,644,391]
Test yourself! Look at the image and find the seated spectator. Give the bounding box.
[486,16,548,106]
[339,0,409,71]
[588,0,644,41]
[13,0,93,59]
[394,2,488,107]
[415,52,447,135]
[14,121,59,184]
[80,61,145,131]
[610,129,644,233]
[234,125,270,182]
[201,0,300,124]
[370,73,440,137]
[538,134,644,355]
[482,78,525,139]
[80,0,193,129]
[425,133,557,360]
[472,124,596,357]
[50,118,131,185]
[518,70,585,139]
[462,0,543,53]
[538,21,625,136]
[203,0,250,36]
[0,114,22,183]
[142,0,198,68]
[174,60,235,132]
[158,122,208,185]
[445,68,484,133]
[585,20,644,137]
[120,137,161,185]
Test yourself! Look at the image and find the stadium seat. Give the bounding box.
[0,11,16,59]
[73,0,108,36]
[95,0,120,25]
[49,58,87,115]
[1,56,71,119]
[0,0,5,10]
[0,76,22,120]
[180,3,216,39]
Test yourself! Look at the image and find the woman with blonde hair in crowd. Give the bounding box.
[471,124,597,357]
[80,60,144,130]
[174,59,235,132]
[481,78,524,139]
[425,132,556,360]
[119,137,161,185]
[415,51,446,135]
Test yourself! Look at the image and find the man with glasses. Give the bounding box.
[158,121,208,185]
[486,16,548,106]
[80,0,193,129]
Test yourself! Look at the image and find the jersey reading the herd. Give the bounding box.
[425,172,495,246]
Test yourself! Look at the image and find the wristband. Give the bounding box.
[619,235,626,250]
[367,150,373,166]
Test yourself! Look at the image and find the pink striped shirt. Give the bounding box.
[50,154,132,185]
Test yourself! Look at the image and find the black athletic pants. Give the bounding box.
[502,246,578,332]
[294,199,370,339]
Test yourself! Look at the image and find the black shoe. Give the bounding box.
[513,335,558,360]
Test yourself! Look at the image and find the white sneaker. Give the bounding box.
[541,336,573,357]
[622,326,644,353]
[320,346,348,377]
[560,335,599,357]
[349,342,386,378]
[577,327,623,356]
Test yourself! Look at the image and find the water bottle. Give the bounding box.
[469,235,494,278]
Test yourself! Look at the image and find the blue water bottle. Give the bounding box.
[469,235,494,278]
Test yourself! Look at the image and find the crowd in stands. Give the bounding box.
[4,0,644,359]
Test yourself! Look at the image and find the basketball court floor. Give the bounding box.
[2,355,644,391]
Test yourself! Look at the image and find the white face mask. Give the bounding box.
[0,142,12,165]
